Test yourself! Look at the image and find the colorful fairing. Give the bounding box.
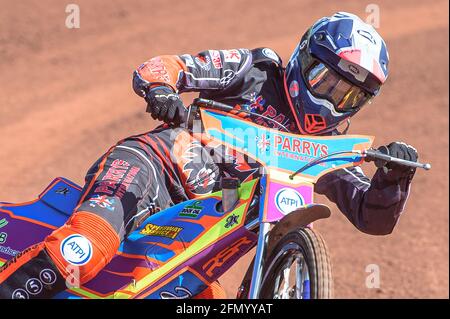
[0,108,374,298]
[0,177,258,299]
[200,109,373,180]
[200,109,373,222]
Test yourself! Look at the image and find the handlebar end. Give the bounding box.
[424,163,432,170]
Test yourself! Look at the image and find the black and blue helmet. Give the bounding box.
[285,12,389,134]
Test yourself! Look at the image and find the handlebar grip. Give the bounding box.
[181,98,235,130]
[365,149,431,170]
[193,98,234,112]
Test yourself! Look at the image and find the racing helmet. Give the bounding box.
[285,12,389,134]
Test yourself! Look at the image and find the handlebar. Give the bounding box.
[182,98,236,129]
[192,98,235,112]
[184,98,291,132]
[364,148,431,170]
[185,98,431,172]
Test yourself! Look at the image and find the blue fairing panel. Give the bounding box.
[39,177,82,218]
[0,178,82,263]
[0,177,82,228]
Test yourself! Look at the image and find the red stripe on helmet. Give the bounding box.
[338,49,362,65]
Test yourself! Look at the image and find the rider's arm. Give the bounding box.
[133,48,253,97]
[314,166,415,235]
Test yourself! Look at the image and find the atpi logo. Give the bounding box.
[60,235,93,266]
[275,188,304,215]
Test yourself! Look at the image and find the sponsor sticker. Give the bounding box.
[25,278,43,295]
[12,288,29,299]
[10,269,58,299]
[0,218,8,228]
[273,134,328,157]
[224,214,239,228]
[275,188,305,215]
[337,59,369,82]
[289,80,300,98]
[60,234,93,266]
[202,237,252,277]
[145,57,171,82]
[222,49,241,63]
[55,187,70,196]
[209,50,223,69]
[160,286,192,299]
[0,218,8,244]
[179,201,203,218]
[40,269,57,285]
[140,223,182,239]
[0,245,19,256]
[262,48,280,63]
[0,232,7,244]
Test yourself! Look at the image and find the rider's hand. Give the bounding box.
[145,86,186,125]
[377,142,418,173]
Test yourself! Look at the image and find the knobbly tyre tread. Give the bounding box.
[259,227,333,299]
[301,227,333,298]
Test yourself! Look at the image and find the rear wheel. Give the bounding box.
[260,228,333,299]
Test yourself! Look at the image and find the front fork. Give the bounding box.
[247,172,271,299]
[248,222,271,299]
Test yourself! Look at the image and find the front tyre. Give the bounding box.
[259,228,333,299]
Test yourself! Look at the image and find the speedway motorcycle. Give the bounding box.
[0,98,430,299]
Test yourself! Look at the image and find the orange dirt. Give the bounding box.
[0,0,448,298]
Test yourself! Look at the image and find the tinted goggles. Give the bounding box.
[304,61,372,112]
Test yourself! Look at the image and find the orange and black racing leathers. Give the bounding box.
[0,48,415,298]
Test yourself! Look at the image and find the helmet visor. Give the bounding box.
[305,61,372,112]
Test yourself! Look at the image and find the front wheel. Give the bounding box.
[259,228,333,299]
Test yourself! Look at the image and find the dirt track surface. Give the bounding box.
[0,0,448,298]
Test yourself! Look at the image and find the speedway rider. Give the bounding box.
[0,12,418,299]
